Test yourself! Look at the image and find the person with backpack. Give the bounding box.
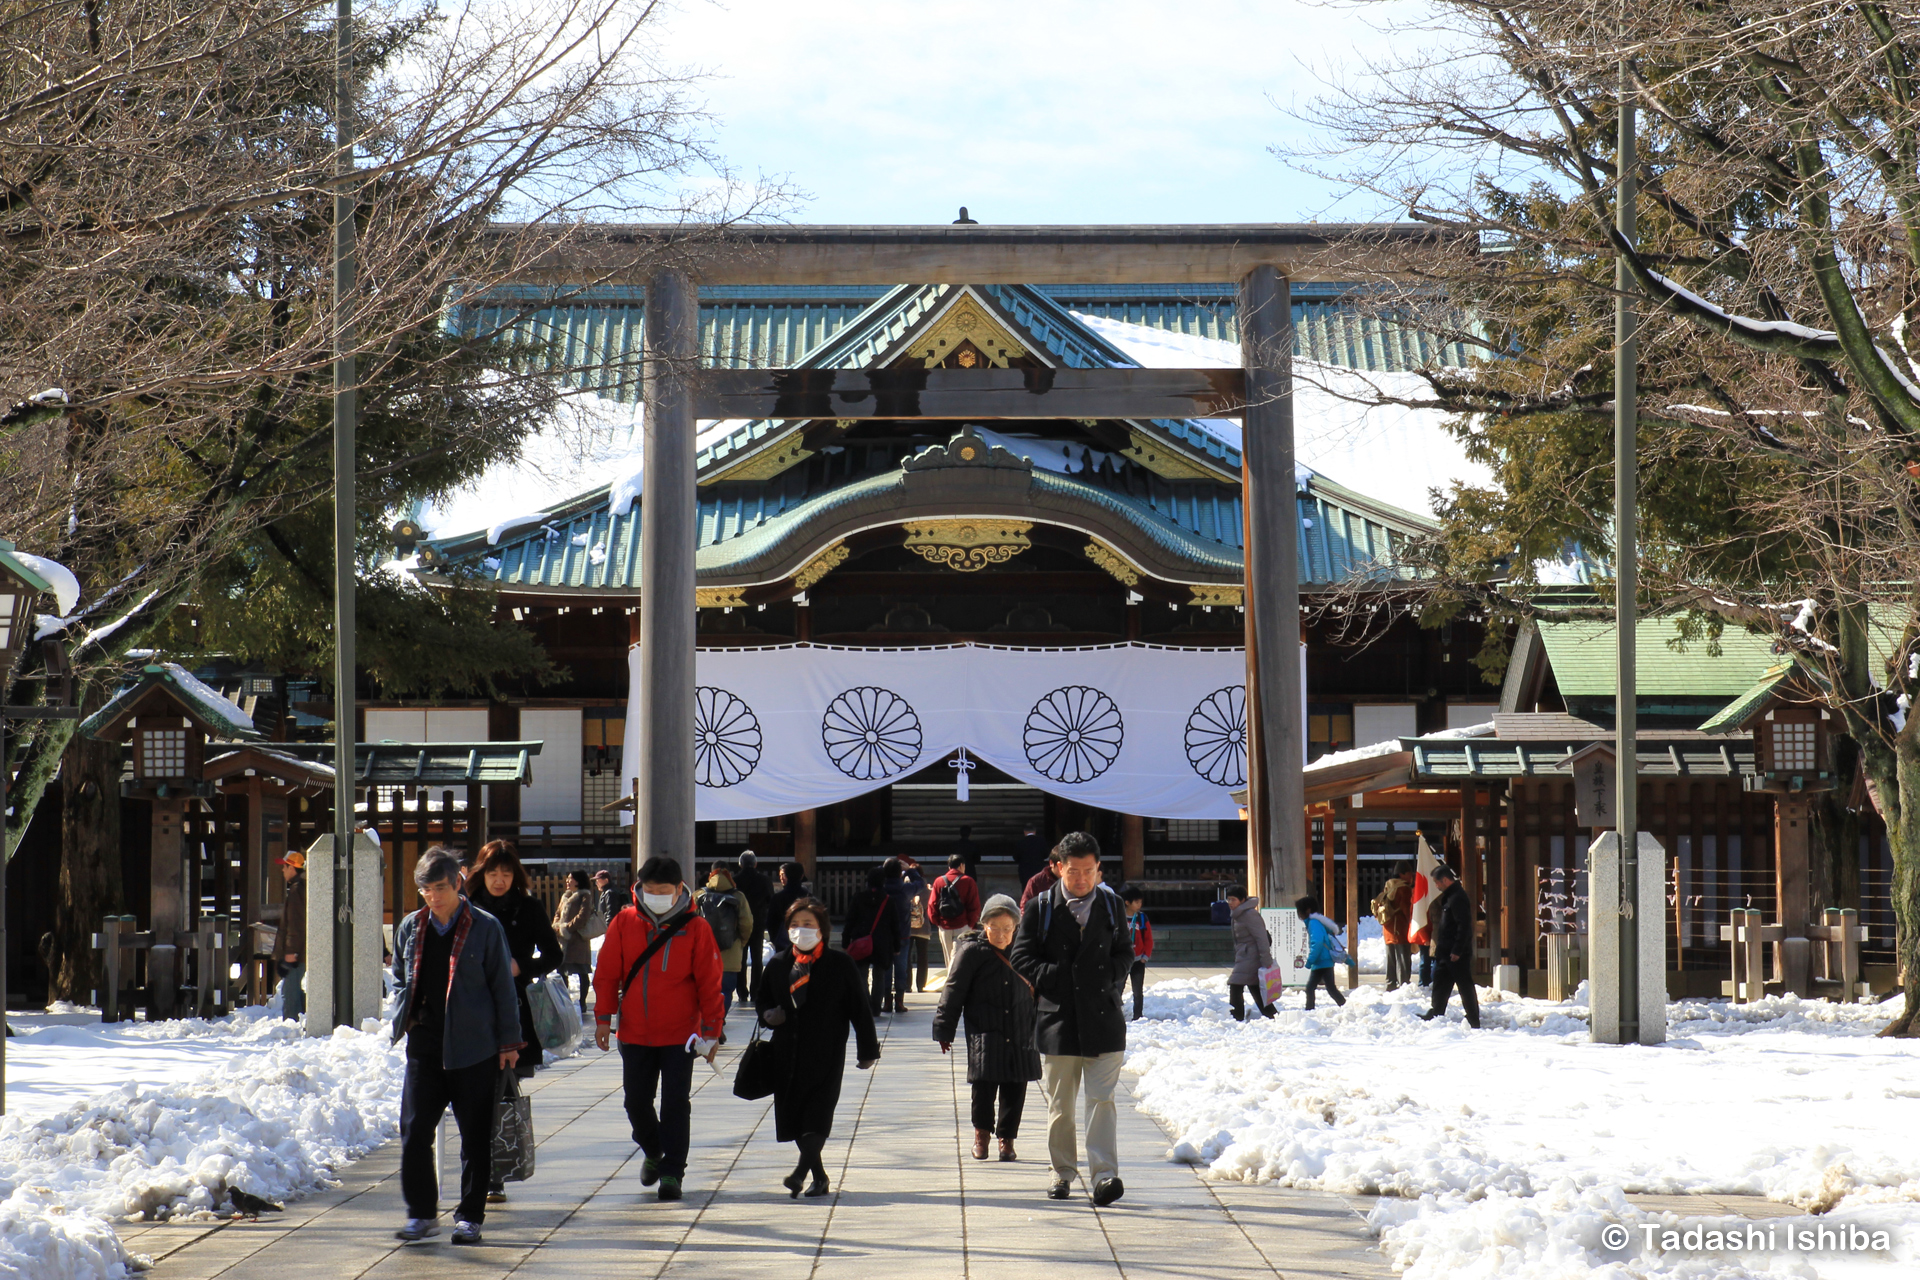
[1010,831,1134,1207]
[933,893,1040,1162]
[899,854,934,995]
[1122,886,1153,1021]
[593,856,725,1202]
[755,897,880,1198]
[1294,894,1349,1012]
[842,866,900,1016]
[929,852,982,968]
[1225,885,1278,1021]
[700,864,755,1022]
[1373,861,1416,991]
[733,850,774,1001]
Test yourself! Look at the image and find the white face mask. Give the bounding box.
[790,926,821,952]
[642,891,677,914]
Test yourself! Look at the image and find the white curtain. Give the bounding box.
[623,643,1249,821]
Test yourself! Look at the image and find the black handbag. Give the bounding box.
[492,1071,536,1183]
[732,1020,779,1101]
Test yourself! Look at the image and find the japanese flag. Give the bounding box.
[1407,832,1442,946]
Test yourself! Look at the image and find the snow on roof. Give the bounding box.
[162,663,258,735]
[414,390,747,541]
[1071,312,1493,517]
[12,552,79,614]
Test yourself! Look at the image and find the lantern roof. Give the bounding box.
[1697,660,1830,736]
[81,662,262,743]
[0,538,55,594]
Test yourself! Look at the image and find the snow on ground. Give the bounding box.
[1072,312,1493,518]
[1126,976,1917,1278]
[1,1005,404,1280]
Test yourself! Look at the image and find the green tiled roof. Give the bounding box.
[1536,619,1781,698]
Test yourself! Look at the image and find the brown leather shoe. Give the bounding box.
[998,1138,1016,1162]
[972,1129,990,1160]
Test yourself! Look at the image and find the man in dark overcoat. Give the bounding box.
[1419,865,1481,1028]
[1010,831,1134,1207]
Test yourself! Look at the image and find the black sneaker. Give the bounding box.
[658,1176,683,1202]
[1092,1177,1125,1207]
[640,1157,660,1187]
[1047,1179,1072,1200]
[451,1219,482,1245]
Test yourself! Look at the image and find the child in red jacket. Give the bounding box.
[1122,885,1153,1021]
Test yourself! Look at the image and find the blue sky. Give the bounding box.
[651,0,1413,225]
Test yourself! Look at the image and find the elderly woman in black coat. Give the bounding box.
[756,898,881,1198]
[932,893,1041,1162]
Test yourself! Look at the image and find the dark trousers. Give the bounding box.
[1229,982,1276,1020]
[1418,946,1435,986]
[910,936,930,992]
[863,956,889,1013]
[1304,967,1346,1010]
[1128,959,1146,1019]
[970,1080,1028,1138]
[399,1050,499,1225]
[720,970,741,1016]
[741,927,764,1000]
[619,1041,696,1177]
[1428,958,1481,1027]
[1385,942,1413,990]
[560,962,591,1011]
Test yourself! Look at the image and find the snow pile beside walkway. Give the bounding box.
[0,1006,404,1280]
[1126,976,1918,1277]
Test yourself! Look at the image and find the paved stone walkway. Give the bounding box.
[130,970,1393,1280]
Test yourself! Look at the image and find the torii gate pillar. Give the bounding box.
[1241,266,1306,905]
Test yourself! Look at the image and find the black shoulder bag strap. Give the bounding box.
[617,912,696,1007]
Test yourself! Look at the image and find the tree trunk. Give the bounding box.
[1811,735,1861,914]
[1879,743,1920,1037]
[51,709,123,1003]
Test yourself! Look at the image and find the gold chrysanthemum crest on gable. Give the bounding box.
[912,294,1027,368]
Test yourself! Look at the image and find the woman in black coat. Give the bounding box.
[467,841,562,1077]
[931,893,1041,1162]
[841,867,900,1016]
[757,898,881,1197]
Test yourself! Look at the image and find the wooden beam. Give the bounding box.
[501,222,1461,286]
[692,367,1246,421]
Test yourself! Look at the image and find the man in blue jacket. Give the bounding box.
[390,846,524,1245]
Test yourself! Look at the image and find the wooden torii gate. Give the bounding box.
[560,223,1445,905]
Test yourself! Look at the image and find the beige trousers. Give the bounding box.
[938,927,968,967]
[1041,1051,1123,1184]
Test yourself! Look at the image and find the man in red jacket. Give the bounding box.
[928,852,982,968]
[593,856,724,1201]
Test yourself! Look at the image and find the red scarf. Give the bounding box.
[789,941,824,1007]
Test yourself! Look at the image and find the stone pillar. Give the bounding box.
[1589,830,1666,1044]
[1239,265,1305,904]
[1121,813,1145,883]
[639,268,699,885]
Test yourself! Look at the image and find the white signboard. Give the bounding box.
[1260,908,1310,989]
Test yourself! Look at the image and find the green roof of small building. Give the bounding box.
[1536,618,1781,698]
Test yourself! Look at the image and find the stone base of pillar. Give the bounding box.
[1589,830,1668,1045]
[1492,964,1521,997]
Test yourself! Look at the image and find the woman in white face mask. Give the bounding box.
[753,899,881,1198]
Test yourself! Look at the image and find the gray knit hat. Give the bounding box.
[980,893,1020,923]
